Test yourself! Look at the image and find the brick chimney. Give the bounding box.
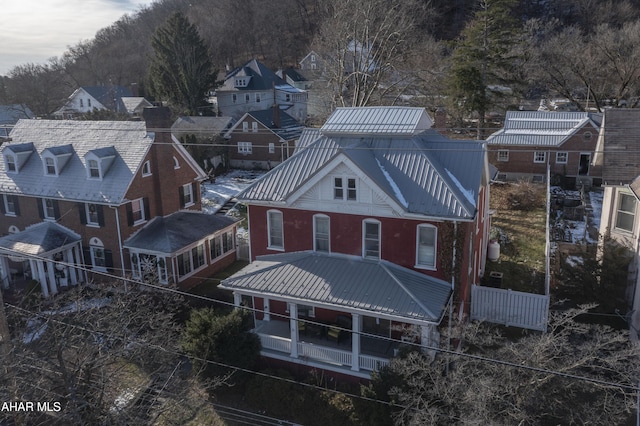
[143,106,172,136]
[143,106,174,217]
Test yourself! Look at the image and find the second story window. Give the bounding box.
[232,94,237,103]
[533,151,546,163]
[243,122,248,132]
[269,143,275,154]
[80,99,84,107]
[252,122,258,132]
[245,94,250,103]
[314,215,330,252]
[181,183,194,207]
[85,203,102,226]
[1,194,19,216]
[40,198,59,220]
[129,198,147,225]
[416,224,437,269]
[363,220,380,259]
[615,193,636,233]
[267,210,284,250]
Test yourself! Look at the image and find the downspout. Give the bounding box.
[111,205,127,292]
[447,221,457,375]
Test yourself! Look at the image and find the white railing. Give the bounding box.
[259,333,291,353]
[471,285,549,332]
[257,333,388,372]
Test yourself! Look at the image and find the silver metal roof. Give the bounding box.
[321,107,434,136]
[486,111,601,147]
[220,251,452,324]
[238,128,484,220]
[1,120,154,204]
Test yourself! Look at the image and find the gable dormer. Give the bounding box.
[41,144,74,176]
[84,146,117,179]
[2,142,35,173]
[234,76,252,88]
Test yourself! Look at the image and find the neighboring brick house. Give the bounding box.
[224,106,304,170]
[220,106,491,378]
[486,111,603,186]
[216,59,308,124]
[0,107,238,295]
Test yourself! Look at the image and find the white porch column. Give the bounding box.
[289,302,299,358]
[74,245,86,283]
[264,299,271,321]
[66,248,78,285]
[36,260,49,298]
[0,256,10,289]
[351,313,361,371]
[233,292,242,308]
[46,258,58,296]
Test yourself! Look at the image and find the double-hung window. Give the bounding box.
[267,210,284,250]
[314,215,330,252]
[5,155,16,172]
[182,183,194,207]
[131,198,146,224]
[416,225,437,269]
[334,177,357,200]
[238,142,252,155]
[533,151,546,163]
[363,220,380,259]
[556,152,568,164]
[497,150,509,162]
[615,193,636,233]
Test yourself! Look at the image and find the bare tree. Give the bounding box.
[362,306,640,425]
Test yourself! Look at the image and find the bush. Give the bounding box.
[506,180,544,210]
[182,307,261,381]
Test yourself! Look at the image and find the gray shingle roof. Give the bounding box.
[597,108,640,185]
[0,222,80,255]
[1,120,153,204]
[220,251,452,323]
[220,59,291,91]
[247,108,304,141]
[171,116,234,137]
[124,210,238,253]
[238,128,484,220]
[486,111,601,147]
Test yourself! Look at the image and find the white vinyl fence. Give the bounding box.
[471,285,549,332]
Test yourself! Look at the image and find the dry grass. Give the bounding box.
[484,182,547,294]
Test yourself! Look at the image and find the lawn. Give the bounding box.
[483,182,547,294]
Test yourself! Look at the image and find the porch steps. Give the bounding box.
[216,197,238,215]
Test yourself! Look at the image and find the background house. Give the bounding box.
[224,106,303,170]
[53,85,134,119]
[0,107,237,294]
[216,59,308,124]
[486,111,603,187]
[0,104,34,140]
[220,106,490,378]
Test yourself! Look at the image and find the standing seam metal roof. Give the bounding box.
[219,251,452,323]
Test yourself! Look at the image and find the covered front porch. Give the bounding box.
[0,222,86,297]
[220,251,452,378]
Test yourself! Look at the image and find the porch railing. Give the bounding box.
[258,333,389,372]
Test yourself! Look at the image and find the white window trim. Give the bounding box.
[4,154,17,173]
[238,142,252,155]
[242,122,248,132]
[87,159,102,179]
[252,122,258,132]
[533,151,546,163]
[2,195,16,216]
[556,152,568,164]
[173,156,180,169]
[615,192,636,233]
[142,160,152,177]
[269,143,275,154]
[415,224,437,270]
[131,198,146,225]
[182,183,194,207]
[176,242,208,281]
[267,209,284,251]
[313,214,330,253]
[333,176,357,201]
[42,198,56,221]
[362,219,381,260]
[85,203,100,227]
[89,237,107,272]
[43,155,58,176]
[497,150,509,162]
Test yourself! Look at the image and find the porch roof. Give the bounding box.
[123,210,238,254]
[220,251,452,324]
[0,222,81,256]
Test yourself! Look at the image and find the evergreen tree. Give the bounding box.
[147,12,217,115]
[446,0,519,139]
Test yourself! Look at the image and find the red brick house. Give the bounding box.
[486,111,603,186]
[0,107,238,295]
[225,106,303,170]
[220,106,491,378]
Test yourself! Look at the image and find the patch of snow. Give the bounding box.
[445,169,476,206]
[588,190,602,230]
[566,255,584,267]
[375,158,408,207]
[22,319,48,344]
[200,169,266,214]
[111,389,138,413]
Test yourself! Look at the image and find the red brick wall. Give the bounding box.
[228,117,294,166]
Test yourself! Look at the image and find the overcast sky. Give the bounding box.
[1,0,150,76]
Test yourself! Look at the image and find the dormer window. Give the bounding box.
[5,154,16,172]
[45,157,56,175]
[88,159,100,178]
